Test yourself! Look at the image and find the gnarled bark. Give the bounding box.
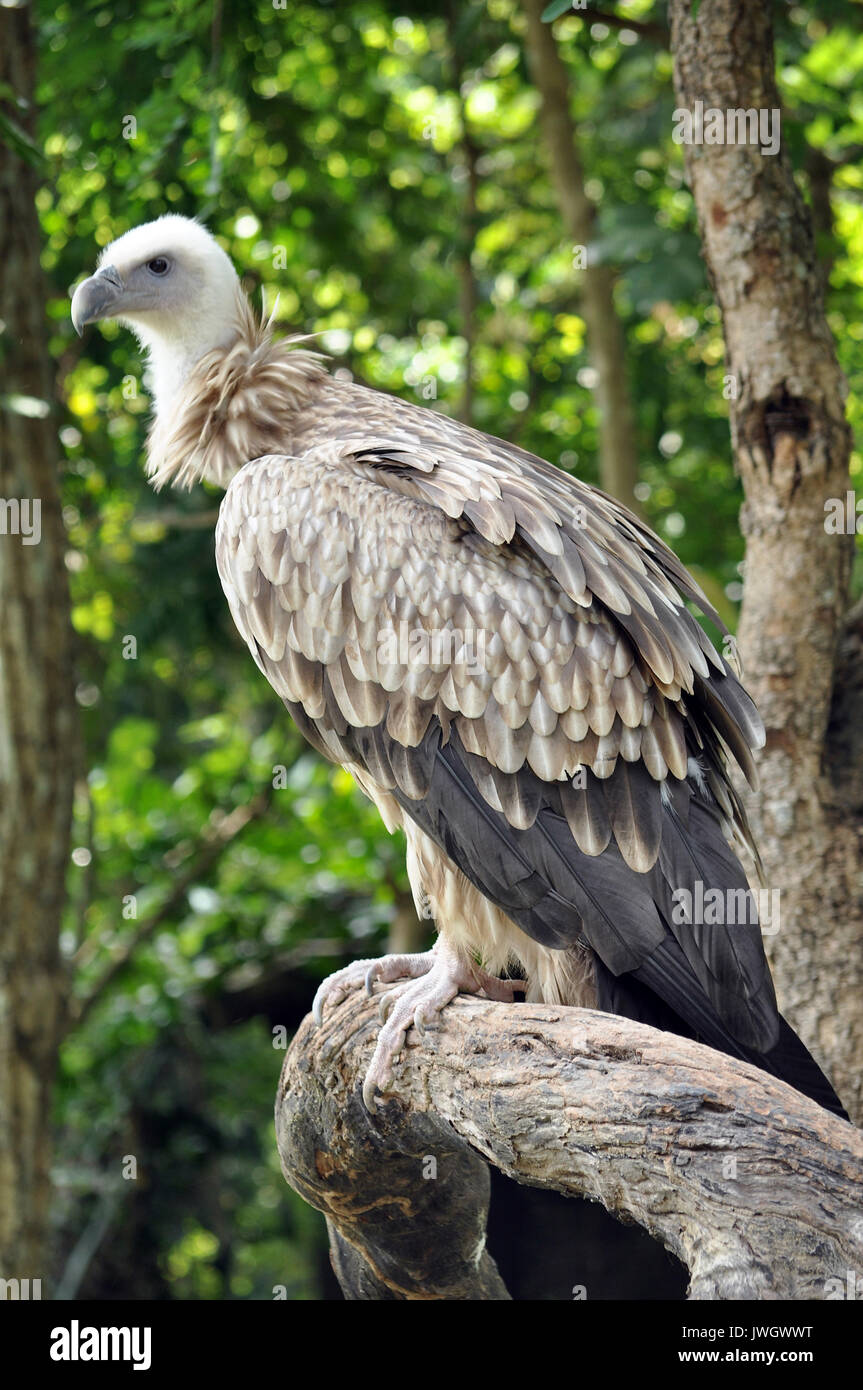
[276,992,863,1301]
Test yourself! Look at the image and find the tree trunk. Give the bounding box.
[521,0,641,513]
[668,0,860,1124]
[277,991,863,1300]
[0,2,77,1280]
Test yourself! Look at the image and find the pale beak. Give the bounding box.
[71,265,124,336]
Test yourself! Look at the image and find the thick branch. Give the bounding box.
[277,992,863,1301]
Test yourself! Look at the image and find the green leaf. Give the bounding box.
[542,0,573,22]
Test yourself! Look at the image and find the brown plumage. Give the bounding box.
[71,216,847,1118]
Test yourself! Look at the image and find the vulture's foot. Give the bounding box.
[359,939,525,1111]
[311,950,434,1026]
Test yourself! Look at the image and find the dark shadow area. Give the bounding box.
[487,1166,688,1300]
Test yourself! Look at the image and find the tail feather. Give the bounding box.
[595,957,848,1120]
[759,1015,848,1120]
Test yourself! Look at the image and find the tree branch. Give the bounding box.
[132,506,221,530]
[522,0,642,515]
[587,11,668,44]
[277,992,862,1301]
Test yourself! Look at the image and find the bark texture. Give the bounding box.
[277,992,863,1301]
[669,0,861,1122]
[0,4,76,1278]
[521,0,641,513]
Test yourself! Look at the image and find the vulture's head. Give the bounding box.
[71,215,245,408]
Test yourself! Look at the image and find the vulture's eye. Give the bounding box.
[146,257,170,276]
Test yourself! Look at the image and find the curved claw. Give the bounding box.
[362,1074,386,1112]
[313,984,343,1027]
[362,1056,399,1112]
[313,979,354,1026]
[379,991,396,1023]
[414,1008,433,1039]
[312,954,419,1029]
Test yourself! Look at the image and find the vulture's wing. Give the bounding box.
[214,438,790,1073]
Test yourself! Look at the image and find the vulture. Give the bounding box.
[72,214,846,1118]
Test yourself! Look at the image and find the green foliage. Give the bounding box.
[542,0,574,21]
[28,0,862,1298]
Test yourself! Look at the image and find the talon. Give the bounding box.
[362,1069,395,1112]
[312,984,343,1026]
[363,1077,384,1111]
[316,944,501,1112]
[413,1007,436,1038]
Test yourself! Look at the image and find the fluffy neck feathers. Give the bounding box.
[145,297,327,491]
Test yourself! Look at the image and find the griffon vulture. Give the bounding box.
[71,215,847,1117]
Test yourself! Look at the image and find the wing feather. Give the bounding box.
[214,436,776,1069]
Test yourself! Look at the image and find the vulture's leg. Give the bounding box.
[359,936,524,1111]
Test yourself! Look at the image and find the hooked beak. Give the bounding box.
[70,264,124,336]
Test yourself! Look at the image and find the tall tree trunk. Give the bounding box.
[521,0,640,513]
[669,0,860,1121]
[0,2,77,1278]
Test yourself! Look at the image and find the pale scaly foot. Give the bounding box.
[311,950,436,1026]
[312,937,525,1111]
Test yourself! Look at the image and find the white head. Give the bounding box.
[71,215,245,411]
